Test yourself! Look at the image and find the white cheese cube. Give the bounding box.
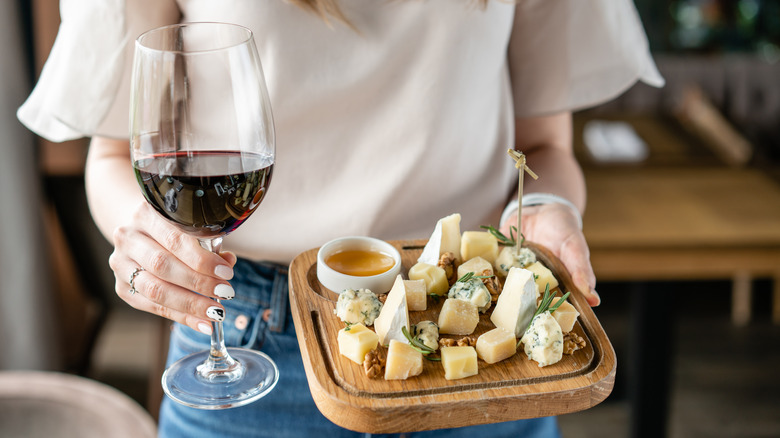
[404,279,427,311]
[457,256,493,279]
[550,297,579,333]
[418,213,462,265]
[373,275,409,346]
[441,346,478,380]
[447,278,491,313]
[476,327,517,364]
[526,261,558,293]
[490,267,538,337]
[384,339,423,380]
[460,231,499,264]
[334,288,383,326]
[408,262,448,296]
[521,311,563,367]
[438,298,479,335]
[494,246,537,277]
[337,323,379,365]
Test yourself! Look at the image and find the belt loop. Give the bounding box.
[269,266,288,333]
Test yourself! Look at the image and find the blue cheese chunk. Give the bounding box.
[413,320,439,351]
[520,311,563,367]
[494,246,537,277]
[448,278,492,313]
[334,288,383,326]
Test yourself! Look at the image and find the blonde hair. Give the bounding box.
[288,0,490,27]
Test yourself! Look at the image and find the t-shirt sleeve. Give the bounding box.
[508,0,665,118]
[17,0,180,142]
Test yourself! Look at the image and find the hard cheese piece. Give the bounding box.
[418,213,462,265]
[476,327,517,364]
[521,311,563,367]
[460,231,499,264]
[441,346,478,380]
[490,267,538,337]
[526,261,559,293]
[438,298,479,335]
[550,296,579,333]
[408,262,448,296]
[373,275,409,346]
[384,339,423,380]
[456,256,493,279]
[494,246,537,277]
[404,279,427,311]
[337,323,379,365]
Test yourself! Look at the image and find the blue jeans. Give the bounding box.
[158,259,560,437]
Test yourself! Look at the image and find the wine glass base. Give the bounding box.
[162,347,279,410]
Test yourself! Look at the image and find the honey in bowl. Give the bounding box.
[324,250,396,277]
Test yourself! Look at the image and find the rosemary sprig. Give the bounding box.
[480,225,525,247]
[401,326,441,361]
[344,322,354,332]
[456,271,495,283]
[517,284,571,348]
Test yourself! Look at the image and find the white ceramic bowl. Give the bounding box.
[316,236,401,294]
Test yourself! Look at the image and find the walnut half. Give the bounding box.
[363,348,386,379]
[437,252,458,285]
[480,269,501,302]
[439,336,476,348]
[563,332,586,355]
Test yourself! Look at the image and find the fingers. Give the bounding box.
[559,233,600,307]
[111,257,223,335]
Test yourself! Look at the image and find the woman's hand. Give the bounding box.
[500,203,600,307]
[107,201,238,335]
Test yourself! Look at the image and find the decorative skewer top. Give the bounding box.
[507,149,538,256]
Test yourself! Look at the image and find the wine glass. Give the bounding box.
[130,22,278,409]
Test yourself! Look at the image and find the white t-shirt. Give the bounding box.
[18,0,663,264]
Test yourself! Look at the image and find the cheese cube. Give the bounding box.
[526,261,558,293]
[384,339,423,380]
[457,256,493,279]
[521,311,563,367]
[494,246,537,277]
[418,213,462,265]
[441,346,478,380]
[476,327,517,364]
[337,323,379,365]
[404,279,427,311]
[460,231,499,264]
[373,275,409,346]
[408,262,448,296]
[448,278,491,313]
[550,297,580,333]
[438,298,479,335]
[490,267,538,337]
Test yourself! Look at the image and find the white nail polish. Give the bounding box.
[214,284,235,299]
[206,306,225,322]
[197,322,213,335]
[215,265,233,280]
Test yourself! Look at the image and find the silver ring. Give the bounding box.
[129,267,144,296]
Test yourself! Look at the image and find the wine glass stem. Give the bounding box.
[197,237,244,383]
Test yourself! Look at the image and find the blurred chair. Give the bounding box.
[0,371,156,438]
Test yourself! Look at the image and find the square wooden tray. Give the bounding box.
[288,240,615,433]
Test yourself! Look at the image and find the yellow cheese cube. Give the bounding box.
[408,262,448,296]
[460,231,499,264]
[476,327,517,364]
[456,256,494,280]
[438,298,479,335]
[404,279,427,311]
[526,261,558,293]
[550,297,580,333]
[337,323,379,365]
[384,339,423,380]
[441,346,478,380]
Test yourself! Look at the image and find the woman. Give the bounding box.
[19,0,662,436]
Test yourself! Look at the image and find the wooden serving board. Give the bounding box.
[288,240,616,433]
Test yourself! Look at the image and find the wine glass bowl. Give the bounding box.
[130,22,278,409]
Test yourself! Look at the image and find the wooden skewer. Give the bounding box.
[507,149,538,256]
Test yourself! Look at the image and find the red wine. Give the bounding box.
[134,151,273,238]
